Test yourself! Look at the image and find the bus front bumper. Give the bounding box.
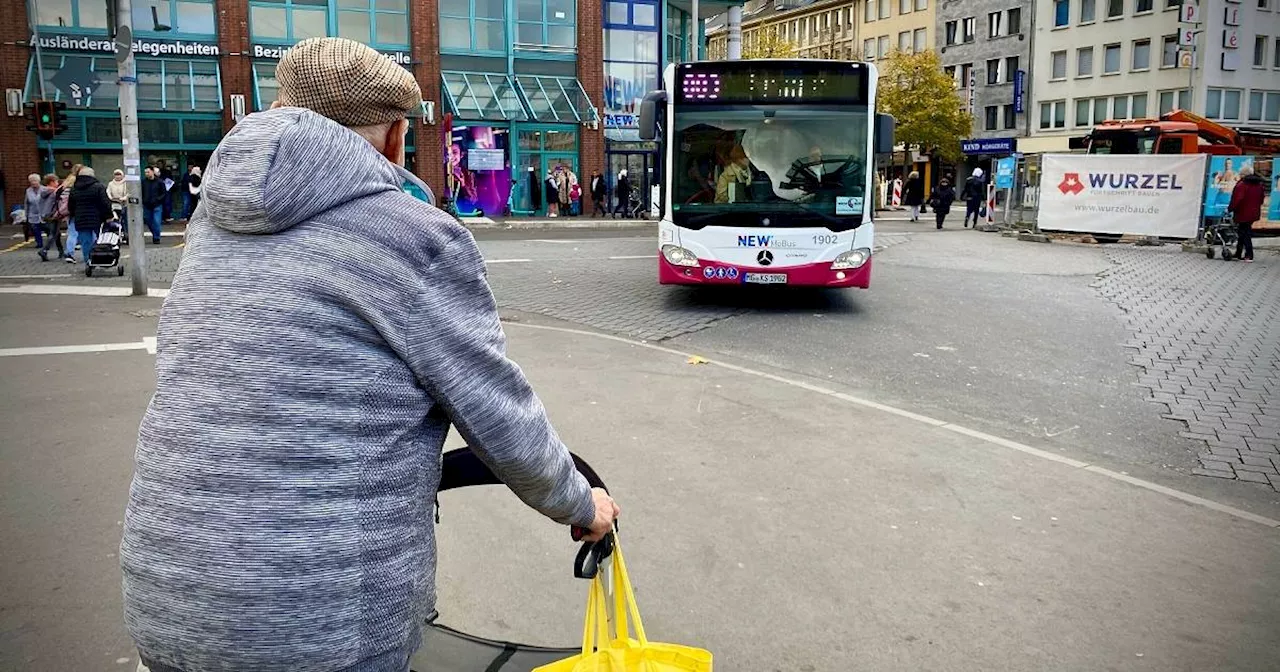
[658,256,872,288]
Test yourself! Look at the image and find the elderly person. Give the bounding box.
[121,37,619,672]
[36,174,66,261]
[1227,164,1266,263]
[23,173,51,250]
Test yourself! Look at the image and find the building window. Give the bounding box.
[1040,100,1066,128]
[1205,88,1243,120]
[36,0,108,29]
[987,58,1000,84]
[988,11,1002,38]
[1003,103,1016,129]
[985,105,999,130]
[878,35,890,58]
[1054,0,1069,26]
[440,0,505,52]
[864,38,876,60]
[897,31,909,51]
[1104,43,1121,73]
[1165,0,1178,7]
[1276,37,1280,67]
[962,17,975,42]
[1158,88,1189,114]
[1075,98,1091,126]
[1246,91,1280,122]
[1136,0,1152,11]
[879,0,890,19]
[915,0,927,10]
[865,0,876,23]
[958,62,973,87]
[1077,47,1093,76]
[1255,36,1269,67]
[1081,0,1096,21]
[250,0,328,42]
[334,0,409,47]
[1051,50,1067,79]
[1113,95,1128,118]
[1007,8,1021,33]
[1161,35,1177,67]
[914,27,928,52]
[1132,93,1147,117]
[126,0,216,36]
[1132,39,1150,70]
[899,0,911,14]
[944,20,957,45]
[1107,0,1123,17]
[1006,55,1019,81]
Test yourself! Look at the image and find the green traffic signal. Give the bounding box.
[40,113,51,123]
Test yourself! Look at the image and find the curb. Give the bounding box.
[461,218,655,231]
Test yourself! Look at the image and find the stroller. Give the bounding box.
[86,221,126,277]
[409,448,615,671]
[624,192,648,220]
[1204,213,1239,260]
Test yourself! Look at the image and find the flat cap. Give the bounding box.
[276,37,421,127]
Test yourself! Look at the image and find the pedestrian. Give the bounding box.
[185,166,202,218]
[567,168,581,216]
[24,173,50,251]
[929,178,956,230]
[141,167,165,244]
[903,170,924,222]
[159,164,175,221]
[590,170,607,217]
[107,169,129,243]
[614,168,631,218]
[62,164,83,261]
[37,174,66,261]
[1227,164,1265,263]
[67,167,112,269]
[556,166,571,216]
[961,167,985,228]
[120,37,619,672]
[544,169,559,217]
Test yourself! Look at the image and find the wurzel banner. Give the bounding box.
[1039,154,1207,238]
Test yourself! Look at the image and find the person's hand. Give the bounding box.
[581,487,619,542]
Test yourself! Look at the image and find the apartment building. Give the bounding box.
[937,0,1032,162]
[706,0,860,61]
[1025,0,1280,153]
[860,0,934,63]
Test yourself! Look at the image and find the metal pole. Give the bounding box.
[25,0,55,174]
[116,0,148,296]
[726,5,742,60]
[690,0,699,61]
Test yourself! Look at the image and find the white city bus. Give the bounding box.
[638,59,893,287]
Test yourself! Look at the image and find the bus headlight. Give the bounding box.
[661,244,700,267]
[831,247,871,270]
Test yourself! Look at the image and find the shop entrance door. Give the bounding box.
[606,152,654,217]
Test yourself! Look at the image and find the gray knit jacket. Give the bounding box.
[120,107,596,672]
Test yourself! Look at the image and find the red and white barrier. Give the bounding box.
[891,178,903,207]
[986,184,996,224]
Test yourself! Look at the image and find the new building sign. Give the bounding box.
[33,33,219,56]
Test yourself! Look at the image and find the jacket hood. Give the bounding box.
[74,174,100,190]
[201,107,403,235]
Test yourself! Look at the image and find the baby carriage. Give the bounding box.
[409,447,615,671]
[1204,212,1239,261]
[86,221,126,277]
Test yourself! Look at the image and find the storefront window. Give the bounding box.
[252,61,280,110]
[85,117,123,144]
[337,0,409,47]
[182,118,223,144]
[140,118,181,144]
[516,0,576,49]
[440,0,506,53]
[36,0,109,29]
[446,125,512,217]
[605,29,658,62]
[132,0,216,36]
[665,4,689,64]
[26,54,222,112]
[250,0,330,42]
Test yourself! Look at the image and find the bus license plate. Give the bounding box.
[744,273,787,284]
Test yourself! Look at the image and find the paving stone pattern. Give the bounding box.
[1094,246,1280,491]
[0,241,183,286]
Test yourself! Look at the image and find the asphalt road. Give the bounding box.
[1,220,1278,671]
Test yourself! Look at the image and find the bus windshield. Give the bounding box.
[671,105,869,229]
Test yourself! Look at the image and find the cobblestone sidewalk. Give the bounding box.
[1094,246,1280,490]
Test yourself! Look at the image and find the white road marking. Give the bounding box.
[608,255,655,260]
[0,340,151,357]
[503,321,1280,530]
[484,258,533,264]
[531,239,583,244]
[0,284,169,298]
[0,274,71,280]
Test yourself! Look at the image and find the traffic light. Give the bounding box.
[24,100,68,141]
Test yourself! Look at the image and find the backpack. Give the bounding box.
[52,187,70,221]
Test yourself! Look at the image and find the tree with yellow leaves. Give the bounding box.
[876,49,973,162]
[741,26,797,59]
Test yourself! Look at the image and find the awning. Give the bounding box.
[441,72,530,122]
[514,75,597,123]
[441,72,598,124]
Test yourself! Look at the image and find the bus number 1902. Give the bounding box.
[812,234,839,246]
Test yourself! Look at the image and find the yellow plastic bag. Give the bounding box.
[534,535,713,672]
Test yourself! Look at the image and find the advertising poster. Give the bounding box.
[1039,154,1207,238]
[1202,156,1256,218]
[445,126,512,217]
[995,156,1016,190]
[1270,162,1280,221]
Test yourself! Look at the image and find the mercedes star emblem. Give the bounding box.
[757,250,774,266]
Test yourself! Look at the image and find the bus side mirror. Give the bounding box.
[874,114,896,154]
[638,91,668,142]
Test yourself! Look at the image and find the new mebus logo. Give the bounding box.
[737,235,796,248]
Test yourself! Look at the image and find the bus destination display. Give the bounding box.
[677,66,866,104]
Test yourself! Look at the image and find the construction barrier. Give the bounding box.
[891,178,903,207]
